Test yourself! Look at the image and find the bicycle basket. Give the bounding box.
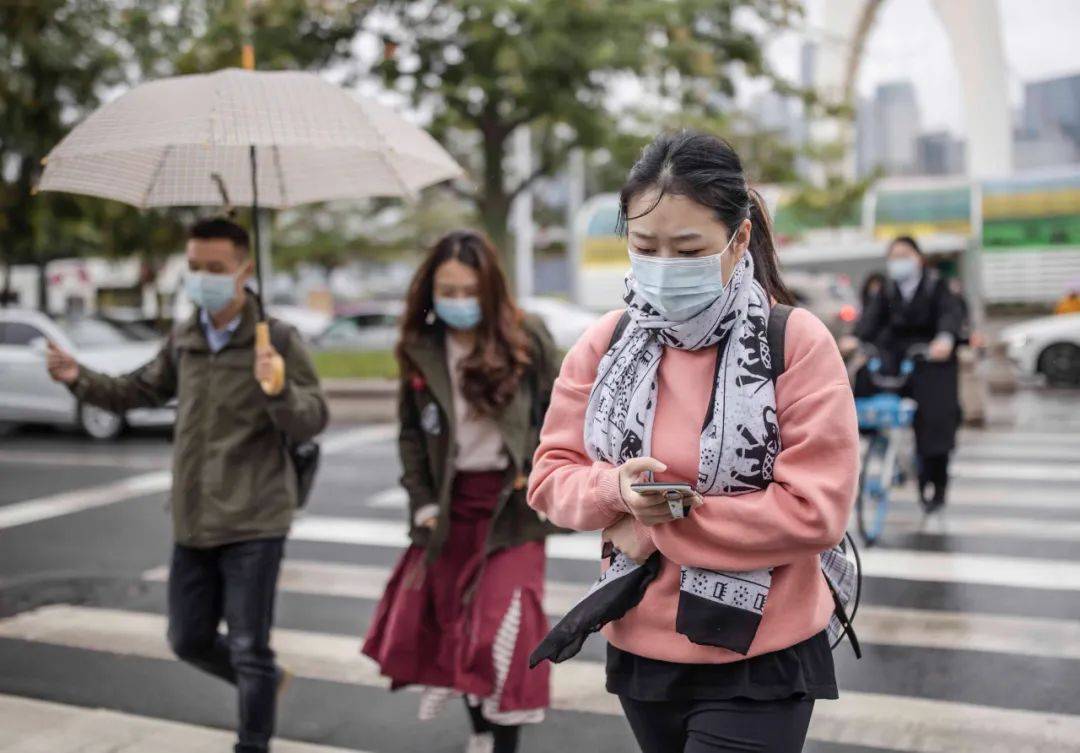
[855,393,916,430]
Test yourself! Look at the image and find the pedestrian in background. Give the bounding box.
[363,230,561,753]
[845,236,964,513]
[528,131,859,753]
[46,217,329,753]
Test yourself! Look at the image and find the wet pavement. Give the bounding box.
[0,386,1079,752]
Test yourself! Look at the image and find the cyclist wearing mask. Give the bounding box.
[846,236,964,513]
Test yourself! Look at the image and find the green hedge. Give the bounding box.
[312,350,399,380]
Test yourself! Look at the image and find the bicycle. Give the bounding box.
[852,344,926,546]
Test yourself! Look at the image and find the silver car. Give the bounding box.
[0,309,174,439]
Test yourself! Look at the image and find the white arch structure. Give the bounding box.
[814,0,1013,178]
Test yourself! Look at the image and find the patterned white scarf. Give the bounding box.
[584,252,781,653]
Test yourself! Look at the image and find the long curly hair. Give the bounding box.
[397,229,533,417]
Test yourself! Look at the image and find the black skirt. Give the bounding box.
[606,631,838,703]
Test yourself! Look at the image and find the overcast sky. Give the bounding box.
[762,0,1080,135]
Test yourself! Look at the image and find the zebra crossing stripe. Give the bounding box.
[0,471,171,531]
[0,692,368,753]
[140,560,1080,660]
[1,605,1078,753]
[289,515,1080,590]
[948,460,1080,482]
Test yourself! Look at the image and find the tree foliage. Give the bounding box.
[369,0,801,246]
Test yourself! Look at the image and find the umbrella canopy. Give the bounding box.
[38,68,463,208]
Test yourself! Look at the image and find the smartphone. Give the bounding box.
[628,481,695,519]
[628,482,694,496]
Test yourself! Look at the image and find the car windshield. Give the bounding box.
[57,318,139,349]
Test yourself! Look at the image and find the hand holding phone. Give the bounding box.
[617,457,702,525]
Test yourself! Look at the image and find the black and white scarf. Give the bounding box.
[585,252,779,654]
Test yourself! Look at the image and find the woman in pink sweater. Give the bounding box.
[528,131,859,752]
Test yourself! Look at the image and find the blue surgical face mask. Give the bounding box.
[434,296,482,330]
[886,257,920,283]
[628,234,738,321]
[185,271,239,314]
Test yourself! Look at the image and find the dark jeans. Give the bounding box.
[619,696,814,753]
[167,537,285,753]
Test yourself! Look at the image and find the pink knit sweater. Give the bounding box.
[527,307,859,664]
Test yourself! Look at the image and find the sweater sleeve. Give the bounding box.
[527,310,628,531]
[649,308,859,572]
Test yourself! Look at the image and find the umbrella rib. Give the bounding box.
[351,99,413,199]
[140,144,174,209]
[272,144,289,208]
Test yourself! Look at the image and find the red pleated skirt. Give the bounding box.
[362,471,551,718]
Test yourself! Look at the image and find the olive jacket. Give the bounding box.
[398,314,562,560]
[69,294,329,547]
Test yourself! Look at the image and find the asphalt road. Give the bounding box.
[1,387,1080,753]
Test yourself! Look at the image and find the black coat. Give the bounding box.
[854,271,964,457]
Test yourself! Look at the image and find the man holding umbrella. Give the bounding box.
[45,215,328,753]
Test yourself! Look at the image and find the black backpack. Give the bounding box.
[170,318,321,509]
[605,305,863,657]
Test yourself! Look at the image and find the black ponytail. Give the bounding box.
[618,130,796,306]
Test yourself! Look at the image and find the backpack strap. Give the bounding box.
[767,303,794,384]
[605,310,633,351]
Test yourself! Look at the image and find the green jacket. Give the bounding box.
[70,295,329,547]
[398,314,562,560]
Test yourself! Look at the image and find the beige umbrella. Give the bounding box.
[39,67,463,391]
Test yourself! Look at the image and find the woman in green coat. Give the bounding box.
[363,229,561,753]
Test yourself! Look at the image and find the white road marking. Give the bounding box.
[367,487,407,509]
[290,514,1080,590]
[955,444,1080,463]
[960,430,1080,445]
[143,559,1080,661]
[892,485,1079,510]
[885,511,1080,541]
[3,605,1079,753]
[0,471,171,531]
[949,460,1080,482]
[319,424,397,455]
[0,692,368,753]
[0,450,168,470]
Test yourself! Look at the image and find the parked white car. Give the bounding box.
[519,296,599,352]
[0,309,174,439]
[999,312,1080,386]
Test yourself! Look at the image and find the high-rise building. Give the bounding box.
[916,131,967,175]
[856,81,922,176]
[1015,72,1080,170]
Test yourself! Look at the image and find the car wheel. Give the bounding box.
[78,403,124,440]
[1038,342,1080,387]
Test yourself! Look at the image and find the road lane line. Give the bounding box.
[290,514,1080,590]
[0,450,168,470]
[883,512,1080,541]
[0,693,369,753]
[319,424,397,455]
[0,471,171,531]
[142,559,1080,661]
[948,460,1080,482]
[2,605,1078,753]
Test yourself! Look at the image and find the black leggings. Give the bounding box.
[619,696,814,753]
[465,701,520,753]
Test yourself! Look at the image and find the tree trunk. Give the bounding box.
[479,122,512,262]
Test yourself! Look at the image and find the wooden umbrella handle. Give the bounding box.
[255,321,286,395]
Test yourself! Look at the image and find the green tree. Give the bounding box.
[0,0,371,308]
[369,0,800,250]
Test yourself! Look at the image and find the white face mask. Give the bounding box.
[628,233,738,321]
[886,257,920,283]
